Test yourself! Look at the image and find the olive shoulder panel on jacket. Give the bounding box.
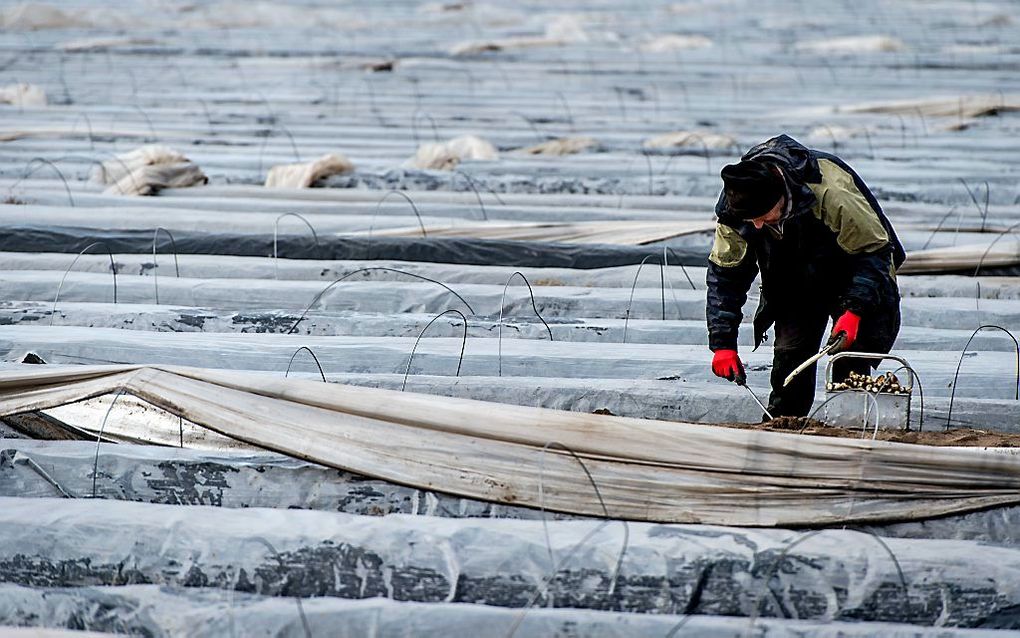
[808,159,889,254]
[709,223,748,268]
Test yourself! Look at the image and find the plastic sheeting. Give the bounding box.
[0,226,710,267]
[0,585,1010,637]
[91,145,207,196]
[898,239,1020,274]
[8,440,1020,546]
[264,154,354,189]
[2,365,1020,526]
[3,497,1020,626]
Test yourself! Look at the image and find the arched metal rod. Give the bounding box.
[505,440,629,638]
[454,170,491,220]
[958,178,990,232]
[9,158,75,206]
[860,127,876,160]
[809,389,880,434]
[456,169,505,206]
[410,109,440,145]
[257,90,301,161]
[273,213,319,279]
[256,122,303,180]
[132,105,158,141]
[554,91,575,132]
[640,149,654,196]
[746,530,826,631]
[51,241,118,325]
[458,66,478,97]
[874,364,926,432]
[686,131,715,175]
[946,325,1020,429]
[748,528,908,633]
[196,98,214,130]
[286,267,475,335]
[622,255,665,344]
[70,112,95,150]
[920,205,959,250]
[91,389,127,499]
[401,309,468,391]
[240,537,315,638]
[816,123,841,154]
[367,191,428,260]
[661,246,697,321]
[10,154,140,197]
[151,227,180,305]
[361,74,385,125]
[284,346,327,383]
[973,220,1020,277]
[510,110,545,143]
[497,272,554,377]
[848,528,912,623]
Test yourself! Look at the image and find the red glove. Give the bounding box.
[830,310,861,351]
[711,349,745,384]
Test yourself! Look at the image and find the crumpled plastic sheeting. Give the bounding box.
[2,497,1020,626]
[264,154,354,189]
[898,239,1020,274]
[0,84,46,108]
[56,36,161,52]
[2,365,1020,526]
[640,34,713,52]
[449,14,590,55]
[518,136,597,156]
[91,145,207,196]
[642,130,738,151]
[407,135,498,170]
[837,94,1020,119]
[794,35,905,54]
[0,585,1008,638]
[805,124,873,144]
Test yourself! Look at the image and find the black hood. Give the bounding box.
[716,134,821,223]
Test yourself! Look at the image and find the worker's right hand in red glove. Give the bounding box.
[711,349,745,384]
[829,310,861,352]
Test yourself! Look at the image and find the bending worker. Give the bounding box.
[706,134,904,417]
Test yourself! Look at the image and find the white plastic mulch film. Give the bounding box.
[2,365,1019,527]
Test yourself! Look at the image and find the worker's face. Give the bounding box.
[749,197,784,230]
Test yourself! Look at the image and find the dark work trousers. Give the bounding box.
[767,304,901,417]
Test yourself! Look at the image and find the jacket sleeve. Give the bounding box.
[810,159,894,316]
[706,223,758,351]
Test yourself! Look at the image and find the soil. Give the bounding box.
[716,416,1020,447]
[590,410,1020,447]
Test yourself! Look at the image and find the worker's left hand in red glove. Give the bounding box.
[829,310,861,351]
[711,349,745,384]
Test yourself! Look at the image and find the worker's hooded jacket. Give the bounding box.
[706,135,905,351]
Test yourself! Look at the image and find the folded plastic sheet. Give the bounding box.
[898,239,1020,274]
[2,364,1020,526]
